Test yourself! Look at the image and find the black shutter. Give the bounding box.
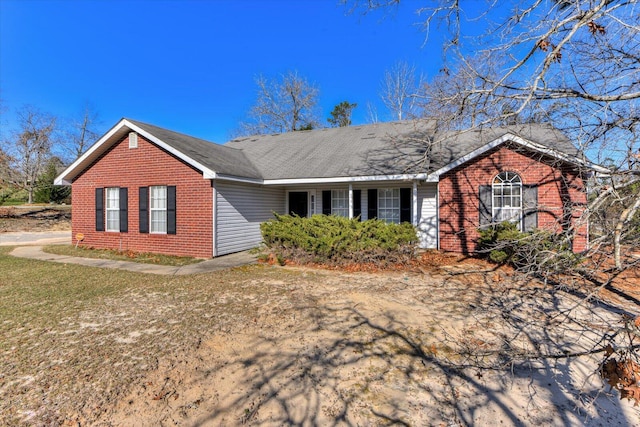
[400,188,411,223]
[479,185,492,228]
[367,189,377,220]
[119,187,128,233]
[322,190,332,215]
[167,186,177,235]
[95,188,104,232]
[523,184,538,232]
[353,189,361,220]
[139,187,148,233]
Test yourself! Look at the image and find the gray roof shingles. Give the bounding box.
[128,119,262,179]
[132,119,584,180]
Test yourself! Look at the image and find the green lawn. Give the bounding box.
[0,246,293,425]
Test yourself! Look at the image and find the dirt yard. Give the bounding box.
[1,212,639,426]
[0,205,71,232]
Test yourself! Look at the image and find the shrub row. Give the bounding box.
[260,214,417,266]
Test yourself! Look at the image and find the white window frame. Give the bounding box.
[331,189,349,217]
[105,187,120,232]
[378,188,401,224]
[492,171,522,229]
[150,185,168,234]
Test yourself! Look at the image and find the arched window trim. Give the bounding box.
[492,171,523,229]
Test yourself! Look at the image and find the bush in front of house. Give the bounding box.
[260,213,417,266]
[477,221,580,273]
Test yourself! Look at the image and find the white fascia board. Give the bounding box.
[213,174,263,184]
[54,119,218,185]
[54,118,132,185]
[263,173,428,186]
[123,120,217,180]
[425,133,609,182]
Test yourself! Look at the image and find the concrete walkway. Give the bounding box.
[0,231,71,246]
[8,245,257,276]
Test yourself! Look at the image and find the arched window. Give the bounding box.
[492,171,522,229]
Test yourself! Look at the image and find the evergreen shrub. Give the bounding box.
[477,221,580,272]
[261,213,417,266]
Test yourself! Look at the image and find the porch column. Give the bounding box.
[412,181,418,226]
[348,184,353,219]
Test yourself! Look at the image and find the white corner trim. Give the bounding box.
[212,183,217,258]
[412,181,418,226]
[348,184,353,219]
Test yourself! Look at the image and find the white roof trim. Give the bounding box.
[262,173,428,185]
[55,119,130,185]
[55,118,217,185]
[426,133,609,181]
[214,174,263,184]
[123,120,217,179]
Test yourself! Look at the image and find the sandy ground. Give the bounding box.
[3,210,639,426]
[94,266,640,426]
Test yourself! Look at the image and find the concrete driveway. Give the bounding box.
[0,231,71,246]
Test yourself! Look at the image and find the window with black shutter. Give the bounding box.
[119,187,128,233]
[353,189,361,220]
[95,188,104,231]
[367,188,377,220]
[139,187,148,233]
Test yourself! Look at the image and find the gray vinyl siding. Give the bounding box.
[417,183,438,249]
[215,181,285,256]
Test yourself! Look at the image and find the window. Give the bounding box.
[331,189,349,217]
[105,188,120,232]
[378,188,400,224]
[150,185,167,233]
[492,171,522,229]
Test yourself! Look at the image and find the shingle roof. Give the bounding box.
[127,119,262,179]
[56,118,589,187]
[225,121,583,179]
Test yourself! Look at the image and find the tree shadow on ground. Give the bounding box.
[190,271,637,426]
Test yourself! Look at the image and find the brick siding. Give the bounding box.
[438,144,588,253]
[71,134,213,258]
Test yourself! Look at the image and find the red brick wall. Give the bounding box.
[71,134,213,258]
[438,144,587,253]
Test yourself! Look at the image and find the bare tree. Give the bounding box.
[7,106,57,204]
[65,103,100,160]
[365,101,380,124]
[346,0,640,405]
[237,71,321,136]
[380,61,424,120]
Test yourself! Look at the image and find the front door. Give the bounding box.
[289,192,308,217]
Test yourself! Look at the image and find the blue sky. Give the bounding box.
[0,0,449,145]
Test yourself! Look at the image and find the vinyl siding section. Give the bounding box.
[215,181,285,256]
[417,183,438,249]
